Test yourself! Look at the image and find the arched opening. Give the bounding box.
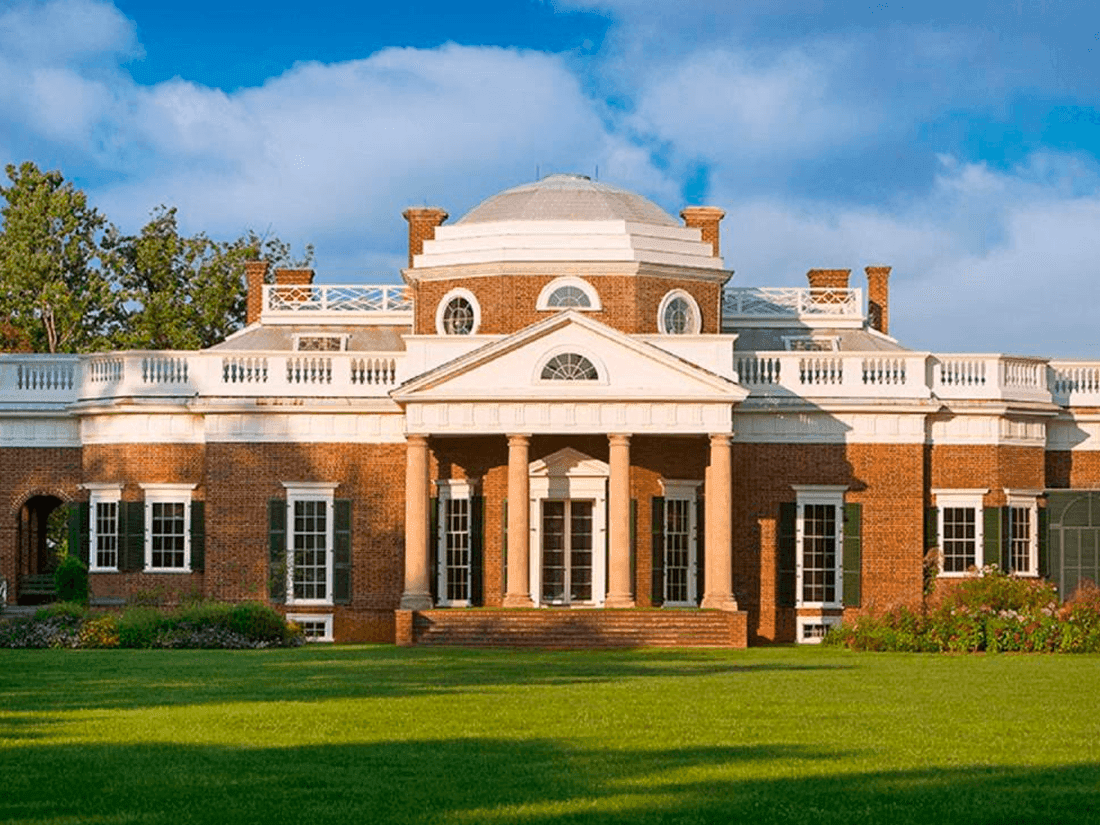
[16,495,66,604]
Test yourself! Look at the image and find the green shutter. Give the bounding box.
[123,501,145,572]
[630,498,637,601]
[695,496,705,605]
[333,499,351,604]
[983,507,1003,571]
[1038,506,1050,579]
[470,496,485,606]
[843,502,862,607]
[429,497,439,605]
[925,506,938,550]
[268,499,286,603]
[651,496,665,607]
[190,501,205,572]
[69,502,90,566]
[777,502,797,608]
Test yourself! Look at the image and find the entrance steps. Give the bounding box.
[403,608,747,648]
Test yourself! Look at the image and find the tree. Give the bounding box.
[0,162,120,352]
[108,207,315,350]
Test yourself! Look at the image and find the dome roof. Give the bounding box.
[456,174,679,227]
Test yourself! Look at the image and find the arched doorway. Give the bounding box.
[17,495,66,604]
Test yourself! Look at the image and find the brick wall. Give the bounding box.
[413,274,721,336]
[930,445,1046,505]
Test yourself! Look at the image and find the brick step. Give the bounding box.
[411,609,739,648]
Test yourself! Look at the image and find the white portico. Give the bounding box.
[390,310,749,611]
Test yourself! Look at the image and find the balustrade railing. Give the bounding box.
[1049,361,1100,405]
[722,287,863,321]
[735,352,930,399]
[263,284,411,316]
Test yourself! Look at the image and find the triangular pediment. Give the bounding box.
[529,448,608,478]
[392,311,748,404]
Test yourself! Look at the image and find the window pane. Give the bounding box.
[942,507,976,573]
[293,500,328,600]
[801,504,837,603]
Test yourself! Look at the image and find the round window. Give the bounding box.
[441,296,475,335]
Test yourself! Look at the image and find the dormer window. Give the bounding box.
[294,335,346,352]
[540,353,598,381]
[436,288,481,335]
[658,290,701,335]
[537,277,601,312]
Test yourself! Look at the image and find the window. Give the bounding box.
[1006,491,1040,576]
[283,483,337,605]
[933,490,986,576]
[658,290,701,335]
[536,277,600,311]
[783,335,839,352]
[436,480,473,606]
[797,615,841,644]
[287,613,333,642]
[540,352,598,380]
[294,334,346,352]
[793,486,846,608]
[435,288,480,335]
[85,483,122,572]
[658,480,701,606]
[140,484,196,572]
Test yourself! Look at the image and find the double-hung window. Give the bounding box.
[792,486,846,608]
[933,490,986,576]
[85,483,122,572]
[436,481,473,606]
[140,484,196,572]
[283,483,337,605]
[660,480,700,606]
[1005,490,1040,576]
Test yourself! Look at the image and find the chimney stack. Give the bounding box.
[402,207,449,268]
[245,260,270,325]
[273,268,315,286]
[680,206,726,257]
[806,268,851,306]
[865,265,891,334]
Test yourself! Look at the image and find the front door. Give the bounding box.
[541,500,594,605]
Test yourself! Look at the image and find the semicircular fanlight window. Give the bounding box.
[547,285,592,309]
[540,353,598,381]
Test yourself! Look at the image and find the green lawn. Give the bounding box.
[2,645,1099,824]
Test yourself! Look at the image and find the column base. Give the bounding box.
[399,593,433,610]
[604,593,636,609]
[502,593,535,608]
[700,594,740,612]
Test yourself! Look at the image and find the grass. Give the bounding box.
[1,646,1099,824]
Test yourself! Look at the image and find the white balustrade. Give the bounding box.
[263,284,412,318]
[723,287,863,321]
[735,352,931,399]
[1049,361,1100,405]
[932,354,1049,403]
[0,356,79,405]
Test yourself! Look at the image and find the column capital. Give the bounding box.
[708,433,732,447]
[406,433,430,446]
[608,433,632,447]
[506,433,531,447]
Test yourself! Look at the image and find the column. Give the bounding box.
[701,433,738,611]
[503,434,534,607]
[400,434,432,610]
[605,433,635,608]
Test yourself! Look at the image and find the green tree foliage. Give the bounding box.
[0,162,119,352]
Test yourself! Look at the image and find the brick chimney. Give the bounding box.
[245,260,270,325]
[806,268,850,306]
[402,207,449,268]
[865,265,891,334]
[680,206,726,257]
[273,268,315,286]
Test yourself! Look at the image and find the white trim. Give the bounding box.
[536,276,602,311]
[283,483,336,606]
[435,479,476,607]
[528,448,608,607]
[797,615,842,644]
[932,490,986,577]
[87,485,123,573]
[658,289,702,335]
[140,484,195,573]
[782,335,839,352]
[1005,489,1041,576]
[287,613,334,642]
[435,287,481,336]
[534,346,608,385]
[794,487,845,609]
[659,481,701,606]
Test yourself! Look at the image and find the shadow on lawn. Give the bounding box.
[0,646,853,711]
[0,735,1096,825]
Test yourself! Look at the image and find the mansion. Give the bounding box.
[2,173,1100,646]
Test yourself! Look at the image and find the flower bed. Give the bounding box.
[0,601,305,649]
[825,567,1100,652]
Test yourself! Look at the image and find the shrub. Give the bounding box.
[35,601,88,622]
[79,614,120,648]
[227,602,287,643]
[53,555,88,604]
[117,607,170,649]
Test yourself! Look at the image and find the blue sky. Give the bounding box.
[2,0,1100,355]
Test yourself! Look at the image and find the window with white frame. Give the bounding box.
[536,277,601,311]
[287,613,334,642]
[933,490,986,576]
[435,288,480,335]
[797,615,841,644]
[436,480,472,606]
[658,290,701,335]
[283,483,337,605]
[1006,490,1040,576]
[793,486,845,607]
[140,484,196,572]
[540,352,599,380]
[661,480,700,606]
[85,483,122,572]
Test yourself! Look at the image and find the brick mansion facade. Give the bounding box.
[3,173,1100,645]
